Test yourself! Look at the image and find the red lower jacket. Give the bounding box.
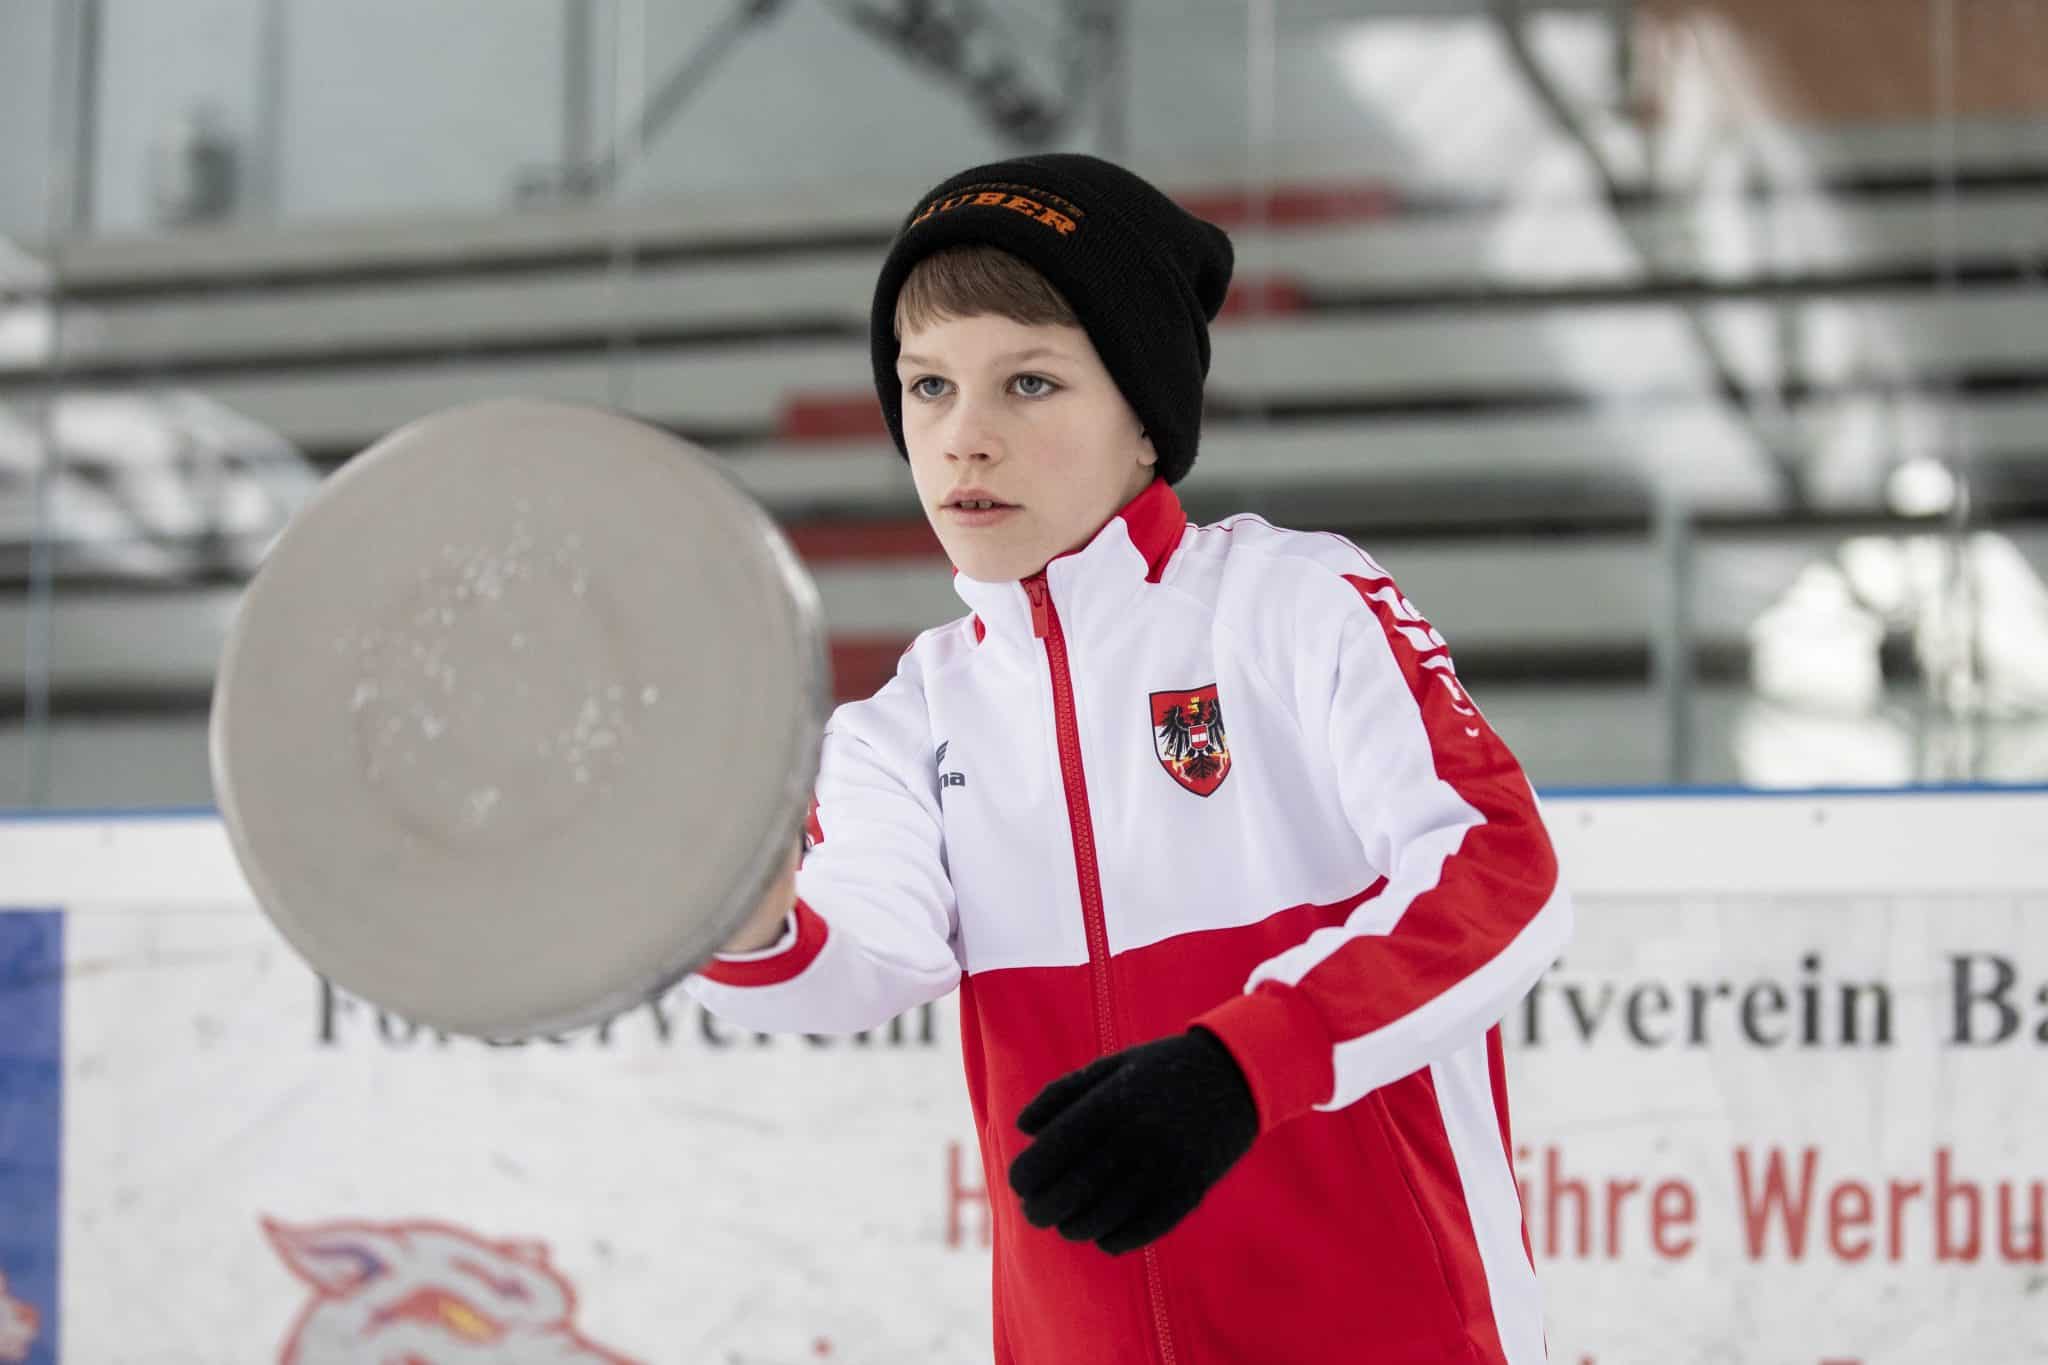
[689,478,1573,1363]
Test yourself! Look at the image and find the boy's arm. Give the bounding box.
[1006,561,1570,1256]
[716,839,802,957]
[683,660,961,1036]
[1193,567,1573,1133]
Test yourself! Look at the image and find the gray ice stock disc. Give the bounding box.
[209,398,828,1039]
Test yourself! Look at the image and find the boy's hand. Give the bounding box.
[1007,1028,1258,1255]
[714,839,801,956]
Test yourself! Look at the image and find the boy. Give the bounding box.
[685,154,1572,1364]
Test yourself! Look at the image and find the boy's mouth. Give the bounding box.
[942,490,1019,512]
[943,495,1022,526]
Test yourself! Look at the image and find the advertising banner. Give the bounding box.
[0,790,2042,1364]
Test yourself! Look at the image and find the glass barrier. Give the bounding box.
[5,0,2047,806]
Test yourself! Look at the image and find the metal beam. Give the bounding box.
[1489,0,1810,510]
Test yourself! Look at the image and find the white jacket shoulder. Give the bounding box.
[1173,514,1396,594]
[826,613,976,756]
[1166,514,1407,651]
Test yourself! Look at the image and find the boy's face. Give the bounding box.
[895,312,1158,582]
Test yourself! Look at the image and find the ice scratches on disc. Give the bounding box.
[327,515,666,846]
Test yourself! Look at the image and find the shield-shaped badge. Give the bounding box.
[1150,685,1231,797]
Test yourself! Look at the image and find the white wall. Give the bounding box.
[0,0,59,241]
[13,3,2048,242]
[271,0,566,224]
[14,1,1634,238]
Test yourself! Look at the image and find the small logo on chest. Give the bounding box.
[1149,685,1232,797]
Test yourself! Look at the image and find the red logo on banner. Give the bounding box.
[1150,686,1232,797]
[264,1215,642,1363]
[0,1270,40,1364]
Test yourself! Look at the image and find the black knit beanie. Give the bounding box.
[869,153,1235,486]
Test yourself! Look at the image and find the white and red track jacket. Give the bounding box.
[685,476,1573,1365]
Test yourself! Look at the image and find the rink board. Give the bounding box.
[0,789,2043,1364]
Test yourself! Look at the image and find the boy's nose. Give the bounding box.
[943,409,1005,462]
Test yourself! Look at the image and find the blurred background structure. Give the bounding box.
[6,0,2048,808]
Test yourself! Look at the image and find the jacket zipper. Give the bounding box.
[1023,570,1179,1365]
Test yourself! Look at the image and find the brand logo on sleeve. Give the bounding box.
[937,741,966,794]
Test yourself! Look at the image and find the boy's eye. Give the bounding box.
[906,374,1057,401]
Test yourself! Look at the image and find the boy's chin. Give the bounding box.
[948,540,1040,582]
[955,556,1025,582]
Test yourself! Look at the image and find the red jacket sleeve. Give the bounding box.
[1197,569,1572,1133]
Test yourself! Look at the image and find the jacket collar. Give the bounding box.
[951,478,1188,647]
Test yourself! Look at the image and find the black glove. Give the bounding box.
[1007,1027,1259,1256]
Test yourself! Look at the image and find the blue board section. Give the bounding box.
[0,910,61,1365]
